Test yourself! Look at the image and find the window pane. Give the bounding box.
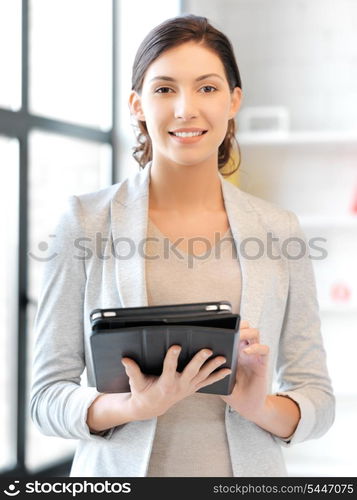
[0,0,21,110]
[0,136,19,471]
[29,0,112,130]
[26,131,111,471]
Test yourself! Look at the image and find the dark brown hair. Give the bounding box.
[131,14,242,177]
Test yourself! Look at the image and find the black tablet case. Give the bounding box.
[90,302,240,395]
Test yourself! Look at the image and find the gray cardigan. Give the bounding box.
[30,161,335,477]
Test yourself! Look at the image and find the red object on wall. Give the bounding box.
[351,185,357,214]
[330,282,351,302]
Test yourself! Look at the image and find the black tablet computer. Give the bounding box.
[89,301,240,395]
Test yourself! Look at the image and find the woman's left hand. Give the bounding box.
[220,320,270,420]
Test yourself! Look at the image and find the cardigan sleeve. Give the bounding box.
[29,195,122,441]
[272,210,335,447]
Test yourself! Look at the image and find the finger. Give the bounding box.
[193,355,227,383]
[181,348,213,381]
[121,357,145,391]
[121,357,141,372]
[161,345,181,379]
[195,367,232,391]
[240,320,250,329]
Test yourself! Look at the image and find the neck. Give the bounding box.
[148,158,225,215]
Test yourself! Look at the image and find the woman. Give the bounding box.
[30,14,335,477]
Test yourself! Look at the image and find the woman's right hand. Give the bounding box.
[121,345,231,421]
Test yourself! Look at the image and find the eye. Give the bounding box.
[200,85,217,93]
[154,87,173,94]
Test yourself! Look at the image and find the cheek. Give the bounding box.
[145,104,169,135]
[209,100,232,125]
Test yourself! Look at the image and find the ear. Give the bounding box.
[128,90,146,121]
[228,87,243,120]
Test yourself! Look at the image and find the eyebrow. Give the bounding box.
[149,73,225,83]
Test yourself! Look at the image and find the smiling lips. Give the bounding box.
[168,128,208,143]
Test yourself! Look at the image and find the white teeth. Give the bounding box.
[172,131,204,137]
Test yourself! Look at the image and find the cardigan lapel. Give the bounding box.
[110,164,151,308]
[110,162,272,329]
[219,174,272,329]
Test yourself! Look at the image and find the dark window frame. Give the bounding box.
[0,0,118,477]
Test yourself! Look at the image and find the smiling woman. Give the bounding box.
[129,16,242,177]
[132,48,241,166]
[30,14,335,479]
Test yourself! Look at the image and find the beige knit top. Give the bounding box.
[144,217,242,477]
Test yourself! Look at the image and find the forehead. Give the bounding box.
[143,42,227,83]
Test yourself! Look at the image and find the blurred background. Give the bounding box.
[0,0,356,477]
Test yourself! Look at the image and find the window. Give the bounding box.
[0,0,22,110]
[0,0,115,476]
[29,0,112,129]
[0,136,19,471]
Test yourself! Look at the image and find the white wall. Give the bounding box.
[183,0,357,131]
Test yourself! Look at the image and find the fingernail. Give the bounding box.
[243,347,253,353]
[173,347,181,354]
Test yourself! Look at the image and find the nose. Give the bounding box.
[174,91,198,120]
